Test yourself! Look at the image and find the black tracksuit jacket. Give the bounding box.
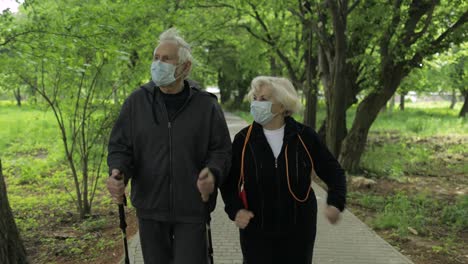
[107,80,232,223]
[221,117,346,237]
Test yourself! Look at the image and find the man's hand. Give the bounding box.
[197,168,215,202]
[106,169,126,204]
[324,205,341,224]
[235,209,254,229]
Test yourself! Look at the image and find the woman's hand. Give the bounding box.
[324,205,341,224]
[235,209,254,229]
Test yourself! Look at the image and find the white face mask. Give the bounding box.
[250,101,278,125]
[151,60,183,87]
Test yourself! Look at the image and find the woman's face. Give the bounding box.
[252,84,285,115]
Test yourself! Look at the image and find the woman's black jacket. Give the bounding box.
[221,117,346,236]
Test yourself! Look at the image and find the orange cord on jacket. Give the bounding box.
[238,124,253,195]
[285,135,314,202]
[239,124,314,203]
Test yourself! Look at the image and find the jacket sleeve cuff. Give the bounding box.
[226,206,242,221]
[108,165,131,185]
[209,167,221,189]
[327,192,346,212]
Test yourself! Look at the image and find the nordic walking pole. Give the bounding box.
[115,174,130,264]
[119,198,130,264]
[206,220,214,264]
[205,203,214,264]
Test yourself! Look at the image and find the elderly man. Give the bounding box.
[106,28,231,264]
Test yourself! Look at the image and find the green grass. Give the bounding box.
[442,195,468,231]
[360,103,467,179]
[372,192,432,236]
[1,103,115,261]
[0,104,66,186]
[350,191,468,238]
[370,104,466,136]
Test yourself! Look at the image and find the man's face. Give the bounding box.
[153,42,179,65]
[154,42,189,78]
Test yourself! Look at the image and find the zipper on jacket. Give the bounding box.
[275,156,281,232]
[159,86,195,220]
[168,121,173,219]
[294,142,299,224]
[249,143,264,229]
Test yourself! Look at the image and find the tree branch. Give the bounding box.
[347,0,361,15]
[238,24,274,45]
[401,0,436,47]
[189,3,235,9]
[380,0,403,60]
[247,1,275,43]
[0,30,106,46]
[410,9,468,66]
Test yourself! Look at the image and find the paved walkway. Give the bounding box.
[123,112,414,264]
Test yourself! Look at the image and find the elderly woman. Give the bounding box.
[221,76,347,264]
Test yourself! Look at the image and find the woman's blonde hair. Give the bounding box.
[247,76,302,116]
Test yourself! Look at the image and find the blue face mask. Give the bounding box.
[151,60,181,87]
[250,101,277,125]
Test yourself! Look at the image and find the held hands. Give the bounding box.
[106,169,126,204]
[235,209,254,229]
[324,205,341,224]
[197,168,215,202]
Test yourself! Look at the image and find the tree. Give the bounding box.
[339,0,468,172]
[203,37,265,105]
[195,0,321,128]
[0,0,164,218]
[313,0,350,156]
[399,44,467,113]
[0,159,28,264]
[444,48,467,117]
[306,0,379,152]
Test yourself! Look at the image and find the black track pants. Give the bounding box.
[240,230,316,264]
[138,218,208,264]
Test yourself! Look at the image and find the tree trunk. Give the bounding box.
[325,0,348,157]
[380,103,387,113]
[400,93,406,110]
[0,159,28,264]
[339,92,388,172]
[389,95,396,112]
[459,90,468,118]
[340,69,404,172]
[112,83,119,105]
[450,89,456,109]
[81,159,90,218]
[303,21,318,129]
[13,88,21,107]
[318,43,331,144]
[270,55,279,76]
[304,86,317,129]
[29,80,37,105]
[217,70,231,104]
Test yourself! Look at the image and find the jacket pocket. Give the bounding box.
[131,171,170,210]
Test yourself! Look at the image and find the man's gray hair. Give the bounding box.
[156,28,193,64]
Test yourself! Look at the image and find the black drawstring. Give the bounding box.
[142,86,160,125]
[151,90,160,124]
